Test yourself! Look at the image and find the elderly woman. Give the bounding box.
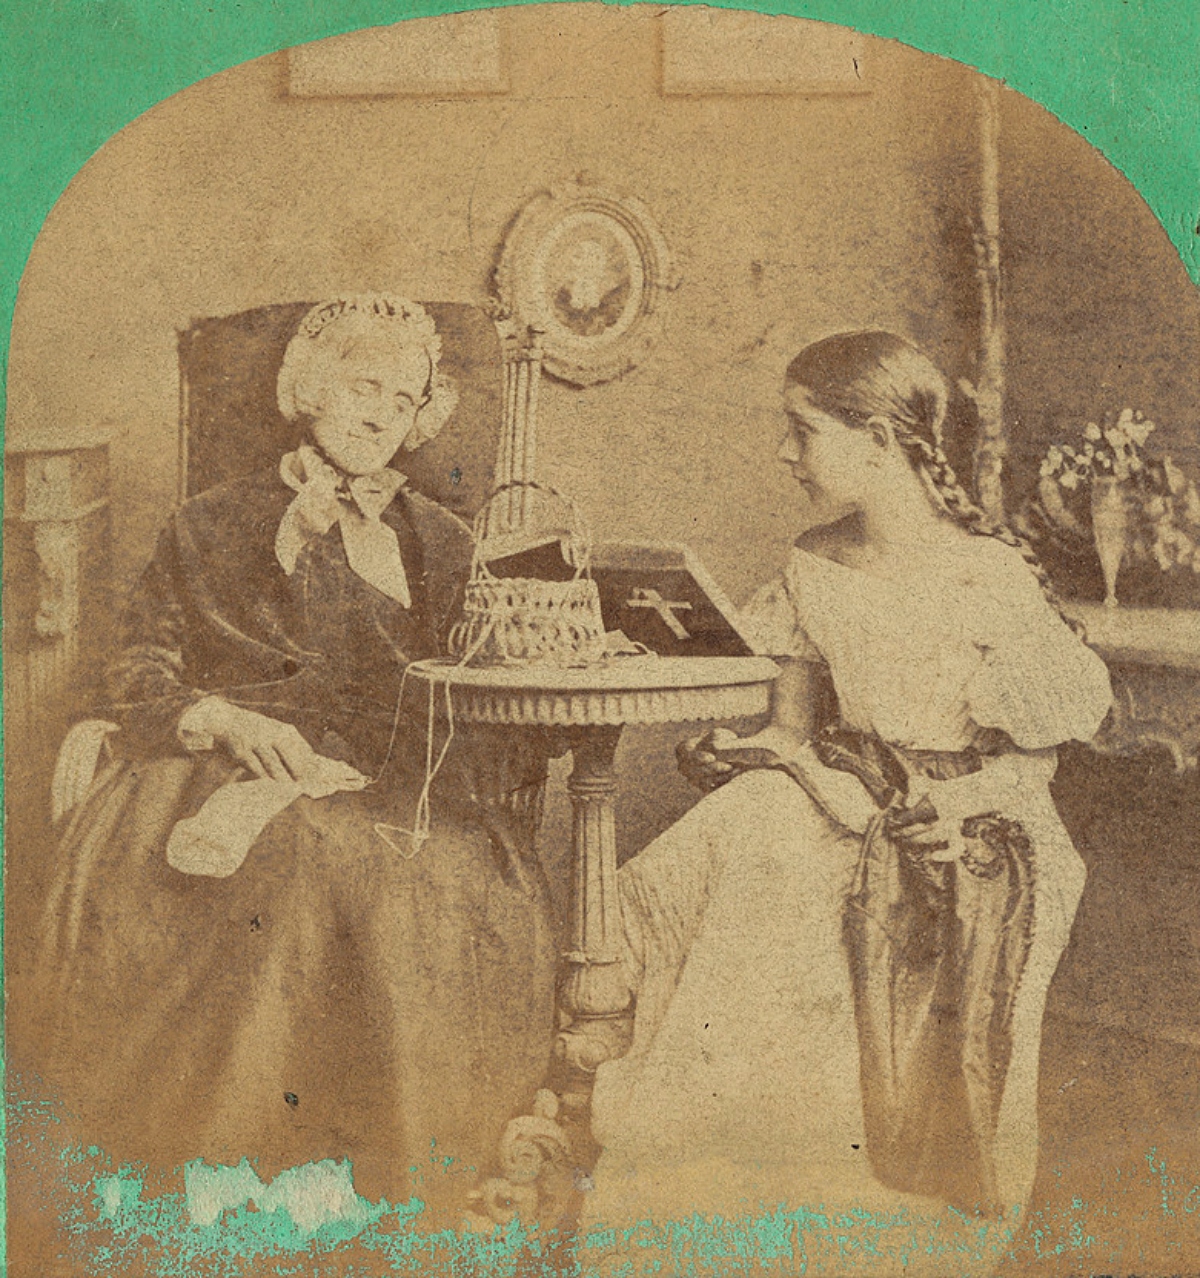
[31,296,557,1218]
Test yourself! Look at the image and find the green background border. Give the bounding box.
[2,0,1198,1269]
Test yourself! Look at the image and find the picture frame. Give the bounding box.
[494,181,677,387]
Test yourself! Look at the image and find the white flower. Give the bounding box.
[1163,456,1187,495]
[1059,469,1080,490]
[1084,422,1102,442]
[1183,482,1200,526]
[1040,445,1064,479]
[1125,416,1156,448]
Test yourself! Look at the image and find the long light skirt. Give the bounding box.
[580,768,1085,1275]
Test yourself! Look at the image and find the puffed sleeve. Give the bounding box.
[739,563,822,661]
[966,541,1113,750]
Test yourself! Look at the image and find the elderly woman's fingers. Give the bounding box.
[325,762,368,789]
[676,736,738,791]
[300,757,371,798]
[229,745,268,779]
[675,735,704,764]
[252,745,295,782]
[691,748,733,771]
[275,734,321,781]
[215,707,370,792]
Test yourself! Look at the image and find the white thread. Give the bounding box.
[368,604,500,858]
[370,672,458,860]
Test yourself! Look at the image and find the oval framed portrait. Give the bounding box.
[495,182,676,386]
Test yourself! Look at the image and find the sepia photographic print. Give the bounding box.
[3,5,1199,1276]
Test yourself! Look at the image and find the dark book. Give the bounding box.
[484,538,755,658]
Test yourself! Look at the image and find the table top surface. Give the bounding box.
[407,654,780,692]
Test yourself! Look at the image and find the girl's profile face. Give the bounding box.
[309,335,431,475]
[778,383,879,519]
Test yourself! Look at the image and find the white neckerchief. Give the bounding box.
[275,444,411,607]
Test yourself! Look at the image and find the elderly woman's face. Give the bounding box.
[310,337,431,475]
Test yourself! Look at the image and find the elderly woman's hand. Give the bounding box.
[179,697,367,790]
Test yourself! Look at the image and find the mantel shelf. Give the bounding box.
[1057,605,1200,771]
[1064,604,1200,673]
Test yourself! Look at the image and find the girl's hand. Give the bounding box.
[179,698,367,790]
[892,808,960,861]
[675,726,807,793]
[676,729,739,792]
[898,763,1030,862]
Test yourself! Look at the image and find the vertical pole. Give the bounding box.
[524,330,543,530]
[973,76,1007,523]
[512,355,529,530]
[498,336,520,536]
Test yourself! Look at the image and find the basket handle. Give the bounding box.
[472,480,594,580]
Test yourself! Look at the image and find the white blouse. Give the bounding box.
[740,536,1113,753]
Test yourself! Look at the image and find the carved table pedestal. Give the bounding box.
[407,655,779,1227]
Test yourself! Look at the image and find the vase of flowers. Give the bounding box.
[1141,455,1200,576]
[1089,475,1127,607]
[1037,408,1200,608]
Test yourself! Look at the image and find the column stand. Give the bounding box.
[557,727,634,1075]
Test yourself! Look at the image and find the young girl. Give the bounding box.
[582,332,1112,1269]
[24,296,557,1222]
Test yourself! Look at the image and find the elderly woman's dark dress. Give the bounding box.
[32,465,558,1214]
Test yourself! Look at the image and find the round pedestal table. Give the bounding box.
[407,655,780,1066]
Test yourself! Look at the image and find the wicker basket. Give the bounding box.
[448,482,607,668]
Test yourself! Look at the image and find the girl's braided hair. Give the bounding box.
[785,330,1083,636]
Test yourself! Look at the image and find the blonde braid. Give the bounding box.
[898,433,1086,638]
